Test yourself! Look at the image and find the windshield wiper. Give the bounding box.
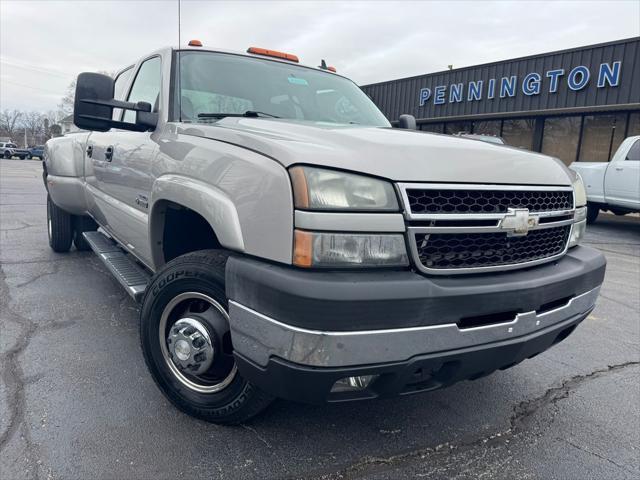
[197,111,280,119]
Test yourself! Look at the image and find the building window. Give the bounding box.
[579,114,627,162]
[502,118,535,150]
[473,120,502,137]
[541,116,581,166]
[445,121,472,135]
[420,123,444,133]
[628,112,640,137]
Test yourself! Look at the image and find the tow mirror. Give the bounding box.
[73,72,158,132]
[74,73,114,132]
[398,114,417,130]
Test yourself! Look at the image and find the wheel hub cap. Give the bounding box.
[167,318,214,376]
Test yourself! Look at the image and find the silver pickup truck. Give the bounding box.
[43,44,606,424]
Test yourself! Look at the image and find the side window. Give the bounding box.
[626,140,640,161]
[123,56,162,123]
[112,66,134,120]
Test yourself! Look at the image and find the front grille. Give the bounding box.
[415,225,571,270]
[406,189,573,214]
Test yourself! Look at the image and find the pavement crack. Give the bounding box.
[241,424,273,449]
[597,293,638,312]
[0,266,43,479]
[562,438,636,474]
[14,264,60,288]
[0,220,37,231]
[509,361,639,432]
[300,361,640,480]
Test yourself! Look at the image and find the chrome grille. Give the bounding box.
[405,188,573,214]
[399,183,575,274]
[414,225,571,270]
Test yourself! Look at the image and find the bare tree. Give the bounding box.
[0,109,23,139]
[58,79,76,117]
[20,111,46,146]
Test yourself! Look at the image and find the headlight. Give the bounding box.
[290,166,399,211]
[571,171,587,207]
[293,230,409,268]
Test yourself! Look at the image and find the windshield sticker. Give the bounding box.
[287,76,309,86]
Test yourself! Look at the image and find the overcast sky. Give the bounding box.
[1,0,639,113]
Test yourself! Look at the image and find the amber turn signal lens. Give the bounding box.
[293,230,313,267]
[289,166,309,209]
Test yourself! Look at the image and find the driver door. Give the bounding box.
[86,56,161,265]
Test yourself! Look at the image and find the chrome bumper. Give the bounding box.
[229,285,600,368]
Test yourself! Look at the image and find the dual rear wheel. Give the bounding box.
[47,194,97,252]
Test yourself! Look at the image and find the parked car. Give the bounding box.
[29,145,45,159]
[454,133,506,145]
[0,142,30,159]
[43,43,605,424]
[570,135,640,223]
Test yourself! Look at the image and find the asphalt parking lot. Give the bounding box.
[1,158,638,480]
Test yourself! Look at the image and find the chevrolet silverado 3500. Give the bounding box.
[43,44,606,424]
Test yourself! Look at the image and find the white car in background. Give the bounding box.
[571,136,640,223]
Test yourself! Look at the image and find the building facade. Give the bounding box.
[362,37,640,165]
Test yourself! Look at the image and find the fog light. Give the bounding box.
[568,220,586,248]
[330,375,378,393]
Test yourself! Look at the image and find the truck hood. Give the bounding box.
[177,118,571,185]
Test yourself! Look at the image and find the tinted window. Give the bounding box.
[628,113,640,137]
[112,66,134,120]
[627,140,640,161]
[124,56,161,123]
[542,116,581,165]
[578,114,627,162]
[502,118,535,150]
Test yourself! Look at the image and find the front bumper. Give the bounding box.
[226,246,605,403]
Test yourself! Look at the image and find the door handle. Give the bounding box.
[615,166,624,171]
[86,145,93,158]
[105,146,114,162]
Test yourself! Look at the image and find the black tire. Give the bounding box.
[609,208,628,217]
[140,249,274,424]
[19,155,26,160]
[47,194,73,252]
[73,215,98,251]
[3,151,10,159]
[586,203,599,224]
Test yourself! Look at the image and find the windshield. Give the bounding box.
[176,51,390,127]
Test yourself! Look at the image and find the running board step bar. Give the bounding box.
[83,231,150,302]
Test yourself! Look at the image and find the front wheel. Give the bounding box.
[3,151,10,159]
[47,194,73,252]
[140,250,274,424]
[586,203,599,224]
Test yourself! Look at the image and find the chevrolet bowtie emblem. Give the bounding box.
[500,208,538,236]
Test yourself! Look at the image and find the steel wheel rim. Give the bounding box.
[159,291,237,394]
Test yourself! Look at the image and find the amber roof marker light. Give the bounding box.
[188,39,203,47]
[247,47,299,63]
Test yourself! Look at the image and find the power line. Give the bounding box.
[1,79,63,95]
[0,59,71,79]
